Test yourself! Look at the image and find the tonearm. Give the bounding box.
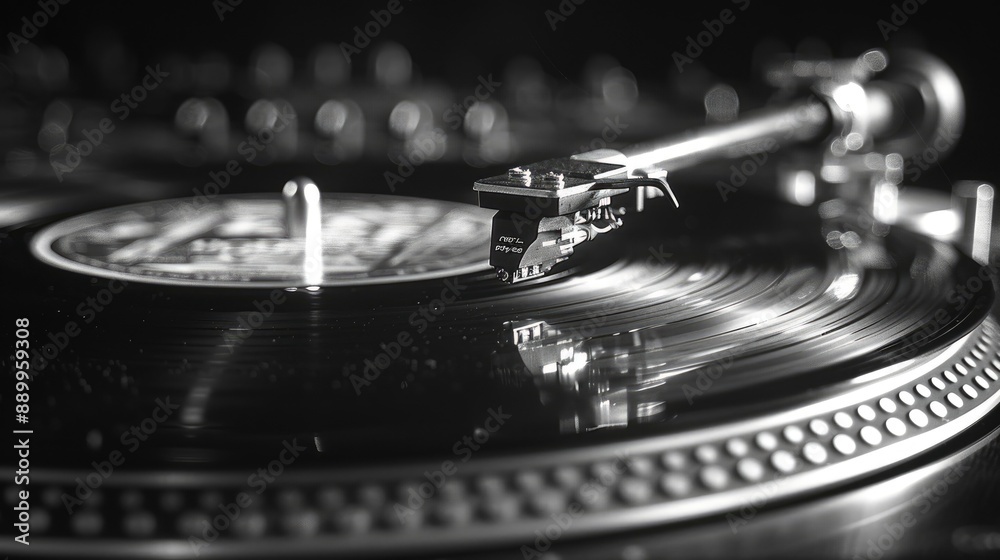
[474,49,965,283]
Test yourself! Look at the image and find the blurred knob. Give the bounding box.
[249,44,293,92]
[371,42,412,88]
[38,47,70,91]
[504,57,551,114]
[463,101,510,166]
[704,84,739,123]
[583,55,620,99]
[38,100,73,152]
[245,99,297,164]
[314,99,365,164]
[310,44,350,88]
[388,100,432,140]
[599,67,639,113]
[387,100,444,164]
[8,44,69,92]
[174,97,229,165]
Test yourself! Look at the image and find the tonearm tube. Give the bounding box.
[474,49,965,283]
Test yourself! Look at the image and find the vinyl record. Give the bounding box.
[3,187,998,558]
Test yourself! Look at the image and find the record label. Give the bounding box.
[30,193,493,287]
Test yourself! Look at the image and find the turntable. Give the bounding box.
[2,4,1000,560]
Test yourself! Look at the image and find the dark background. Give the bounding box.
[2,0,997,189]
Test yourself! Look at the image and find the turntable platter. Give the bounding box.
[4,190,999,557]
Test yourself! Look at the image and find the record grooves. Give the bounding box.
[3,190,999,558]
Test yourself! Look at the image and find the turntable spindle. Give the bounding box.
[282,177,324,285]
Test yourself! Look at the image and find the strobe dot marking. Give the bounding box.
[802,442,828,465]
[962,384,979,399]
[736,458,765,481]
[833,434,857,455]
[860,426,883,446]
[755,432,778,451]
[879,398,897,413]
[783,425,804,444]
[834,412,853,429]
[770,450,797,473]
[947,393,964,408]
[857,405,876,421]
[929,401,948,418]
[726,438,749,457]
[809,419,830,436]
[885,418,906,437]
[908,409,929,428]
